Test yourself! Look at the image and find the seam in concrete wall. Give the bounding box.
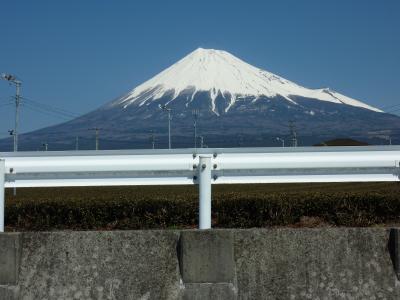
[388,228,400,280]
[2,228,400,300]
[0,233,21,286]
[178,230,238,299]
[177,232,183,280]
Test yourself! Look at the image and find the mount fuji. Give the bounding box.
[2,48,400,150]
[115,48,381,114]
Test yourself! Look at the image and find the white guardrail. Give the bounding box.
[1,146,400,232]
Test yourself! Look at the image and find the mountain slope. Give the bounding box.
[113,48,381,114]
[1,48,399,151]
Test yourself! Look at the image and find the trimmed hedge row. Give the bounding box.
[216,191,400,227]
[4,183,400,231]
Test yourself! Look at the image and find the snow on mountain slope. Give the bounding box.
[115,48,382,113]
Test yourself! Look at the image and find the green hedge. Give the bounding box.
[4,184,400,231]
[216,191,400,227]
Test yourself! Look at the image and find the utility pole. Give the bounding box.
[159,104,172,149]
[8,130,14,149]
[199,136,204,148]
[276,137,285,147]
[150,131,155,149]
[192,109,199,148]
[15,82,21,151]
[75,136,79,150]
[1,73,21,152]
[238,134,244,147]
[95,128,99,150]
[90,128,100,150]
[2,74,21,197]
[289,121,298,147]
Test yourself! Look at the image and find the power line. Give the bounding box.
[386,107,400,114]
[21,97,79,119]
[2,93,80,121]
[0,102,14,108]
[21,102,73,121]
[0,98,13,102]
[381,103,400,110]
[22,96,79,115]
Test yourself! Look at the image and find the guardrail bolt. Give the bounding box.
[213,175,218,181]
[193,164,197,169]
[213,164,217,169]
[193,176,197,181]
[201,164,206,169]
[213,153,218,158]
[9,168,14,173]
[192,154,197,159]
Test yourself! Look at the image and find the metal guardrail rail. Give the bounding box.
[1,146,400,231]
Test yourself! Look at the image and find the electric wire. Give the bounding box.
[21,97,80,119]
[0,102,14,108]
[386,107,400,114]
[2,92,400,146]
[21,102,73,121]
[381,103,400,110]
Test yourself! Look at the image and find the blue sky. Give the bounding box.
[0,0,399,136]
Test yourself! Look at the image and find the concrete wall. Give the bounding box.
[1,228,400,299]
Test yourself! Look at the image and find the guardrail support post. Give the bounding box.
[199,156,212,229]
[0,160,5,232]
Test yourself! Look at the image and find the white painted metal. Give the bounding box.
[0,146,399,231]
[199,156,212,230]
[3,154,194,173]
[1,145,399,158]
[214,174,399,184]
[0,160,5,232]
[215,151,400,170]
[5,177,194,188]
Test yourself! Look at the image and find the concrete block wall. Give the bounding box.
[179,230,237,299]
[1,228,400,299]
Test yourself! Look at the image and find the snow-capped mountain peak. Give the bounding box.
[115,48,381,113]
